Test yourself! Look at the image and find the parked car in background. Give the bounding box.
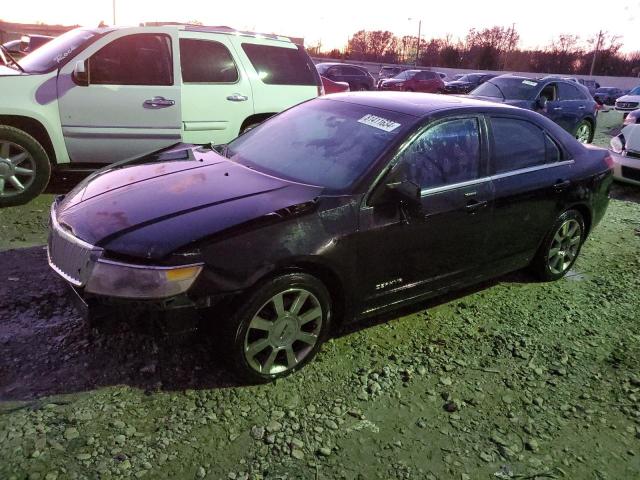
[443,73,496,94]
[377,65,406,88]
[378,69,444,93]
[615,86,640,116]
[543,76,599,96]
[609,123,640,185]
[321,75,349,94]
[48,92,612,381]
[593,87,625,106]
[2,34,53,59]
[315,62,375,91]
[470,75,598,143]
[0,24,321,207]
[436,72,448,81]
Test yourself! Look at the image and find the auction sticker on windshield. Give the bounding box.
[522,80,538,87]
[358,114,401,132]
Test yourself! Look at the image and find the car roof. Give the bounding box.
[321,92,522,117]
[317,62,366,69]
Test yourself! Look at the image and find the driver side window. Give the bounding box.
[539,83,558,102]
[395,118,481,190]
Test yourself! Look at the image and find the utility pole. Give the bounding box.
[415,20,422,66]
[590,30,604,76]
[112,0,116,25]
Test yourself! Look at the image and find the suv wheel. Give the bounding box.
[531,209,585,281]
[220,273,332,382]
[0,126,51,208]
[575,120,592,144]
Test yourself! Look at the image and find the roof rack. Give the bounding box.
[141,22,291,42]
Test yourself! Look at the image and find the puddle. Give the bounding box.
[565,269,588,282]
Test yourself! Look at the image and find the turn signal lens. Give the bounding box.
[165,266,202,282]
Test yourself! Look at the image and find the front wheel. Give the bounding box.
[0,126,51,208]
[530,209,585,281]
[219,273,332,382]
[575,120,593,144]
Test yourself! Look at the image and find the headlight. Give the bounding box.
[85,259,203,299]
[610,135,625,154]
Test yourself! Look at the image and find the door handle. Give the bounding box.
[227,93,249,102]
[553,179,571,192]
[579,105,585,110]
[553,107,563,111]
[143,96,175,109]
[465,199,488,213]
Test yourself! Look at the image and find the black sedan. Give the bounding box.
[443,73,496,94]
[48,93,612,382]
[315,62,375,91]
[469,75,599,143]
[593,87,625,106]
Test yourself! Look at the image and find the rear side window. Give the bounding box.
[343,66,365,76]
[89,34,173,86]
[559,82,583,100]
[241,43,316,85]
[179,39,238,83]
[490,118,547,173]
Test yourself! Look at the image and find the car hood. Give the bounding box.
[56,145,324,260]
[617,94,640,103]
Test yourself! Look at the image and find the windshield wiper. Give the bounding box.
[0,45,25,73]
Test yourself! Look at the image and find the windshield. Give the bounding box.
[472,77,539,100]
[629,86,640,95]
[19,28,100,73]
[393,70,416,80]
[226,99,414,191]
[457,74,481,83]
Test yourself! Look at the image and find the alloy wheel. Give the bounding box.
[0,141,36,198]
[244,288,323,375]
[575,123,591,144]
[547,219,582,275]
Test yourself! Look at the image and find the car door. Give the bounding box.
[538,82,571,131]
[557,81,584,132]
[357,115,493,312]
[57,29,182,164]
[178,34,254,145]
[486,116,575,267]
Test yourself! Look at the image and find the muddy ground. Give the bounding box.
[1,115,639,479]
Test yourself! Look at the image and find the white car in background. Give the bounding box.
[615,85,640,115]
[610,122,640,186]
[0,25,321,207]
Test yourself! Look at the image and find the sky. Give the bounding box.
[3,0,640,53]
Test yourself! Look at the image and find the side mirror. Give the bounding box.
[72,61,89,86]
[371,179,421,208]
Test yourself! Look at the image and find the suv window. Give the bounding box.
[179,39,238,83]
[490,118,549,173]
[89,34,173,86]
[559,82,582,100]
[241,43,316,85]
[397,118,481,190]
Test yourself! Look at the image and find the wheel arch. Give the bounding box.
[0,115,57,164]
[239,113,276,135]
[570,203,593,236]
[254,259,348,332]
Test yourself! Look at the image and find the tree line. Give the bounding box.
[309,26,640,77]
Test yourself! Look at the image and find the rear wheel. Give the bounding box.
[219,273,332,383]
[575,120,592,144]
[531,209,585,281]
[0,126,51,208]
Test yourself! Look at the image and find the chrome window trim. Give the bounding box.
[419,159,574,197]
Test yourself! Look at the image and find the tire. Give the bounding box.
[218,272,332,383]
[0,126,51,208]
[530,209,585,281]
[574,120,593,144]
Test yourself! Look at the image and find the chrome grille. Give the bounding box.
[47,203,102,286]
[617,101,639,109]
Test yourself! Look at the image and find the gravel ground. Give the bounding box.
[1,114,639,479]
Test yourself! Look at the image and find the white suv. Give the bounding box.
[0,25,321,206]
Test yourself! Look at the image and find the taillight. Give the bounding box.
[604,154,615,170]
